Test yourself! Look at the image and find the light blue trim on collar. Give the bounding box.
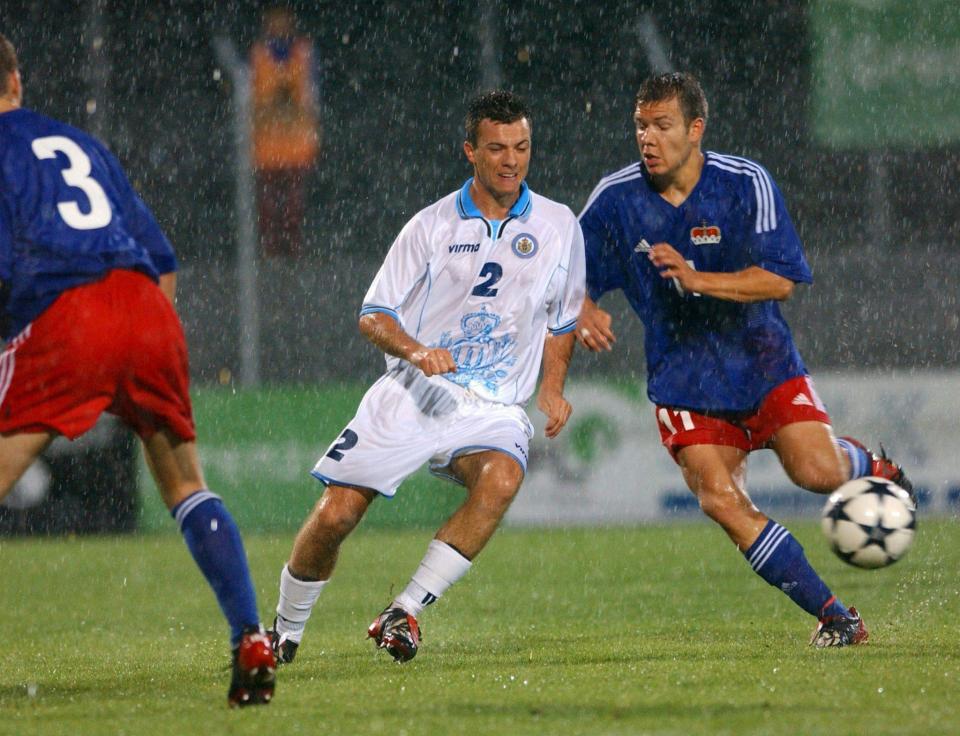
[456,178,532,222]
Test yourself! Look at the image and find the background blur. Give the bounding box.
[2,0,958,532]
[5,0,959,384]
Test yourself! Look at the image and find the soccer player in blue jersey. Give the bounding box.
[576,72,912,647]
[268,90,585,664]
[0,33,275,704]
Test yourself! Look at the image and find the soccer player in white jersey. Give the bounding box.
[269,90,585,663]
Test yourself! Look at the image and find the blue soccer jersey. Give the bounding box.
[579,152,812,413]
[0,108,176,340]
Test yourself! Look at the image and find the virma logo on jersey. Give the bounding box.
[449,242,480,254]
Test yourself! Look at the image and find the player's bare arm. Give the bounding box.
[576,296,616,353]
[537,331,575,438]
[158,272,177,304]
[359,311,456,377]
[648,242,794,302]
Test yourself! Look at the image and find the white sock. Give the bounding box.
[275,564,327,644]
[393,540,472,617]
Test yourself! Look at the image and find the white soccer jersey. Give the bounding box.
[360,179,585,407]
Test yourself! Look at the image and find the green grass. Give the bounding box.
[1,520,958,735]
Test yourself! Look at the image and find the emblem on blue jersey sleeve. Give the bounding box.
[511,232,539,259]
[436,305,517,394]
[691,224,722,245]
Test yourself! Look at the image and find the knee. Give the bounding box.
[311,492,365,542]
[696,481,753,528]
[473,465,523,512]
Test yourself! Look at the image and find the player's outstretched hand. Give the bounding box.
[409,347,457,377]
[575,297,615,352]
[537,389,572,438]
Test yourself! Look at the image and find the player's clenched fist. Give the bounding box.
[409,347,457,377]
[575,297,615,353]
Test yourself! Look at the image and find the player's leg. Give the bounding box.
[397,449,523,608]
[0,431,55,500]
[271,483,375,660]
[273,373,440,662]
[676,443,759,547]
[676,441,864,647]
[758,375,911,496]
[119,274,273,705]
[142,429,274,704]
[769,421,848,493]
[369,450,524,662]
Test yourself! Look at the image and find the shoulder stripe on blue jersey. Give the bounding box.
[578,162,644,217]
[706,153,777,234]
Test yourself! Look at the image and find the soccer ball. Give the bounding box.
[820,476,916,569]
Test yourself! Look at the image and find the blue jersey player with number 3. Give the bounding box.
[577,73,913,648]
[0,33,275,705]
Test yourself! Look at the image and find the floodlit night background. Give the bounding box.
[2,0,958,531]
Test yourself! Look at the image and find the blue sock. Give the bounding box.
[172,490,260,646]
[744,519,849,619]
[836,438,871,479]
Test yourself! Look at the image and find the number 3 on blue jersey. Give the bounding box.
[471,262,502,297]
[31,135,113,230]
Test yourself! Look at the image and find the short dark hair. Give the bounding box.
[0,33,18,95]
[464,90,531,145]
[635,72,708,127]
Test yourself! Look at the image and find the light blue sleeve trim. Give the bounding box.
[549,320,577,336]
[359,305,401,321]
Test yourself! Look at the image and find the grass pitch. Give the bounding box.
[1,520,958,735]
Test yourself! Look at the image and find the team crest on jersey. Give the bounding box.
[511,233,538,259]
[691,224,722,246]
[436,305,517,394]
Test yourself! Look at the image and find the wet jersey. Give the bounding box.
[579,152,812,413]
[361,179,585,407]
[0,108,176,340]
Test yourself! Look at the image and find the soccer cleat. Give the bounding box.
[367,606,421,662]
[810,606,869,648]
[841,436,914,503]
[267,616,300,665]
[228,626,277,707]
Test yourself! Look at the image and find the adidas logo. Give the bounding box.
[634,238,652,253]
[791,393,814,407]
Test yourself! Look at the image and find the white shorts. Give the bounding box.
[312,367,534,496]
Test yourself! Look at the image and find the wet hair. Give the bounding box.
[635,72,708,127]
[464,90,531,145]
[0,33,17,95]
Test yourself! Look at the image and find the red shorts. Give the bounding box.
[0,270,196,441]
[655,375,831,462]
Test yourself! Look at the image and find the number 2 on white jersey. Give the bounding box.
[31,135,112,230]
